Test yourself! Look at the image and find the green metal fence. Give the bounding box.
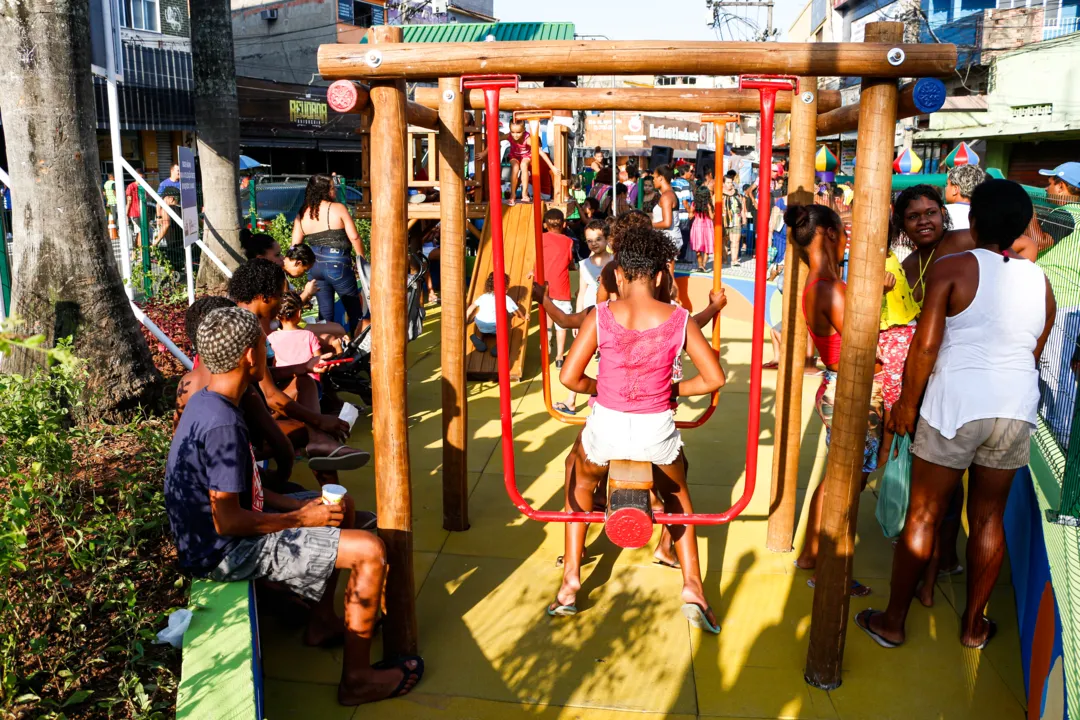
[1025,183,1080,523]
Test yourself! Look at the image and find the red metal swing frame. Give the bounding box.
[464,73,770,527]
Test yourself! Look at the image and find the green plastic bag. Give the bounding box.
[876,434,912,539]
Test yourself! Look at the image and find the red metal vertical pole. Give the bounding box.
[479,87,519,504]
[529,122,555,411]
[747,87,780,499]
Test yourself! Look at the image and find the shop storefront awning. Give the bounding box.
[360,22,575,44]
[240,137,318,150]
[318,140,363,153]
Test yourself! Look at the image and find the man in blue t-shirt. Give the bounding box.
[157,163,181,195]
[164,306,423,705]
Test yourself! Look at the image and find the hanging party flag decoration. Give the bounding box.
[815,145,838,173]
[893,148,923,174]
[944,141,980,168]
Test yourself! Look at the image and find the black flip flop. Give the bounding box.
[553,402,577,415]
[654,558,681,570]
[372,655,425,699]
[855,609,901,649]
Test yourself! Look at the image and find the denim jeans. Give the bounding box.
[310,245,363,334]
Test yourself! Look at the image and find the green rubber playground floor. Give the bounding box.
[262,302,1027,719]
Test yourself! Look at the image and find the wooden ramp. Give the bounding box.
[466,203,537,382]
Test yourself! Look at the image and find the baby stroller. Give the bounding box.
[321,253,428,406]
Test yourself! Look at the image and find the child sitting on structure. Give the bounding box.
[505,119,554,206]
[269,291,327,383]
[467,272,526,357]
[548,225,726,634]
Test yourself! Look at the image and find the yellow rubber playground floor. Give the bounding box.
[263,305,1028,720]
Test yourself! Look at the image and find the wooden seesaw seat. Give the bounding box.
[605,460,656,549]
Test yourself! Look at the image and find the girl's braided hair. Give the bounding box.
[614,225,676,282]
[278,290,305,320]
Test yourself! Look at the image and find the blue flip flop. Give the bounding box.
[546,600,578,617]
[681,603,721,634]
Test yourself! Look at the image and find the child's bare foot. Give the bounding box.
[794,556,815,571]
[338,657,423,706]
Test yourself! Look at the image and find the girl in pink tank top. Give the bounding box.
[548,225,726,633]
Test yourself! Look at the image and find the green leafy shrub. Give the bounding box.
[0,338,184,718]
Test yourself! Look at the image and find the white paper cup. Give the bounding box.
[322,483,348,505]
[338,402,360,431]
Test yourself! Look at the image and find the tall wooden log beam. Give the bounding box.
[413,86,843,113]
[804,22,901,690]
[815,77,947,136]
[368,25,418,658]
[767,78,816,553]
[438,77,470,532]
[319,41,956,82]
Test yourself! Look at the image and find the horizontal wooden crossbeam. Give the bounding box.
[413,87,843,114]
[319,40,957,82]
[816,77,947,136]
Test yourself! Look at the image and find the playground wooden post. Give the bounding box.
[367,25,418,658]
[700,113,738,348]
[805,22,901,689]
[439,76,469,532]
[766,78,816,553]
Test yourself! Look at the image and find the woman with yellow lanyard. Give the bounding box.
[884,185,976,604]
[881,185,972,460]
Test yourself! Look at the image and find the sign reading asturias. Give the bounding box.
[289,100,328,127]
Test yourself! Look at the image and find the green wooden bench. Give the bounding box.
[176,580,263,720]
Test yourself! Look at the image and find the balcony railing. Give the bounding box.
[1044,16,1080,41]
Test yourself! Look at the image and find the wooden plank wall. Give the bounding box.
[465,203,538,381]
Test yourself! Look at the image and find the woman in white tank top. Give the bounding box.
[650,165,684,252]
[858,180,1057,652]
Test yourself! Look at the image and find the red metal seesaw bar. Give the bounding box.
[739,75,798,507]
[466,74,754,526]
[521,112,722,429]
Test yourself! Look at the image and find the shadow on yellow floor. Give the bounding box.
[265,306,1027,719]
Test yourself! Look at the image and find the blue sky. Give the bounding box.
[494,0,802,41]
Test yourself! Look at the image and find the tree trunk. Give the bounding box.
[190,0,243,292]
[0,0,162,416]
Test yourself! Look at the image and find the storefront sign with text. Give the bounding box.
[289,100,328,127]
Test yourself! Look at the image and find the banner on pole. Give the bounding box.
[179,147,198,248]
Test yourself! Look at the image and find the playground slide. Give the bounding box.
[466,202,537,382]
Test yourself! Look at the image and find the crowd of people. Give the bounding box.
[158,141,1080,705]
[778,161,1077,652]
[164,247,426,706]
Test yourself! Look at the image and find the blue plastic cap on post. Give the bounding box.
[912,77,947,114]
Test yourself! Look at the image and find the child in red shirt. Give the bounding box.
[541,208,575,366]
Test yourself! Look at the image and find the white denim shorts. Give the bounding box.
[547,299,574,330]
[581,402,683,467]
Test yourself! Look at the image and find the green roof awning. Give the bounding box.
[360,22,575,44]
